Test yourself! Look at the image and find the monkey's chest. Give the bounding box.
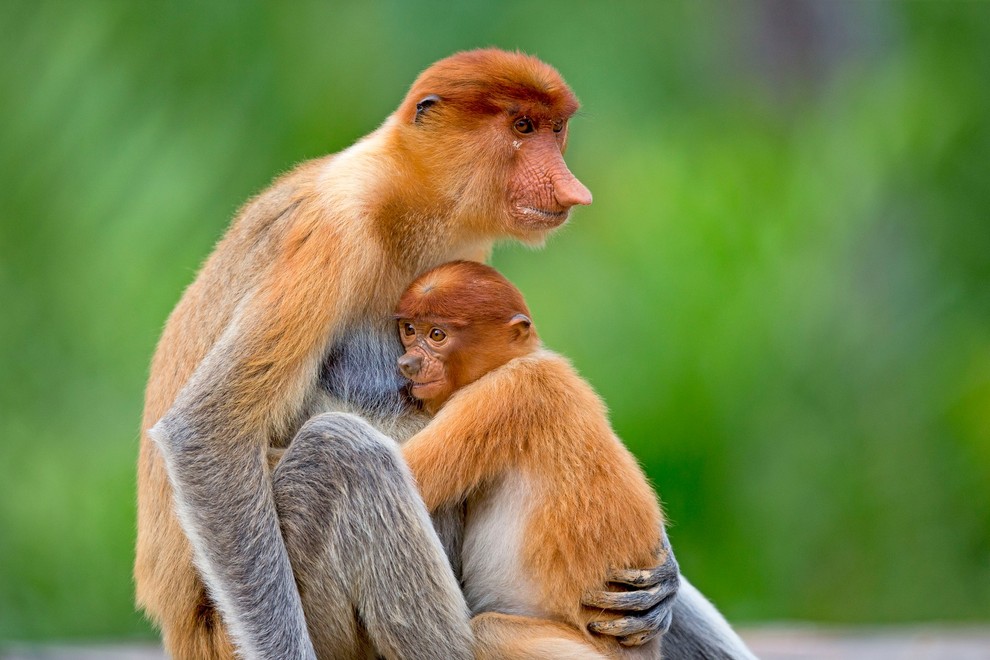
[461,471,542,617]
[318,324,417,421]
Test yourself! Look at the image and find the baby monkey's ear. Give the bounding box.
[509,313,533,342]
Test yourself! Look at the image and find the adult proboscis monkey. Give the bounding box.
[136,48,753,659]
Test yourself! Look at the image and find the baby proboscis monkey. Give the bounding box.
[396,260,666,659]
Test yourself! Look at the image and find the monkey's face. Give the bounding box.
[396,49,592,244]
[396,320,461,409]
[423,108,593,244]
[394,261,539,411]
[396,313,535,413]
[500,111,592,239]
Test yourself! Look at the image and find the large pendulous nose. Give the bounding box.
[398,353,423,378]
[554,172,593,208]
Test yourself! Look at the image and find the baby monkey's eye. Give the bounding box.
[552,120,564,133]
[403,322,416,337]
[429,328,447,342]
[513,117,534,134]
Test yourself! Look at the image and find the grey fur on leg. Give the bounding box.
[273,412,473,660]
[660,577,757,660]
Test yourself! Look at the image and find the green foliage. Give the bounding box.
[1,0,988,641]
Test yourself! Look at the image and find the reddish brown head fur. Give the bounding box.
[398,49,579,125]
[395,261,538,411]
[396,260,532,327]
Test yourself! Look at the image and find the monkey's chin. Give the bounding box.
[509,209,570,247]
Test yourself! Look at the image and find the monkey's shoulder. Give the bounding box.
[460,348,607,420]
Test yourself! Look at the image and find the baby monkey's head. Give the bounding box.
[395,261,539,412]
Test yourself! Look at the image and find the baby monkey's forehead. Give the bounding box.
[398,316,469,329]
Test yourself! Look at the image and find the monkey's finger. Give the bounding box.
[581,576,677,611]
[617,600,674,647]
[587,596,674,640]
[605,554,679,589]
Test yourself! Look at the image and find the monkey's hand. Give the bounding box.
[583,532,680,647]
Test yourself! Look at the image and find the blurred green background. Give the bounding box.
[1,0,988,642]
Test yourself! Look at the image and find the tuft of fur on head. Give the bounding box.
[397,49,579,126]
[396,261,533,331]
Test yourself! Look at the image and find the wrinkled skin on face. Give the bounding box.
[394,261,540,414]
[396,315,534,414]
[396,320,461,412]
[505,113,592,231]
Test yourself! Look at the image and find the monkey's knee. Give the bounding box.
[274,411,414,533]
[296,410,382,440]
[279,411,402,479]
[274,413,469,660]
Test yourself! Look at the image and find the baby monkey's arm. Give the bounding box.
[402,372,525,512]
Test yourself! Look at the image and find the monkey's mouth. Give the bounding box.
[409,379,443,391]
[519,206,570,223]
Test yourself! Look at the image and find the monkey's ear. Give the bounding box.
[414,94,441,123]
[509,313,532,342]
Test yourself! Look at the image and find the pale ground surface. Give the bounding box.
[3,627,990,659]
[739,625,990,660]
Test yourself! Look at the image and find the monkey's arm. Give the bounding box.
[150,219,355,660]
[402,372,524,511]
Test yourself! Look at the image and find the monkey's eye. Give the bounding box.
[403,323,416,337]
[552,120,564,133]
[513,117,535,135]
[429,328,447,342]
